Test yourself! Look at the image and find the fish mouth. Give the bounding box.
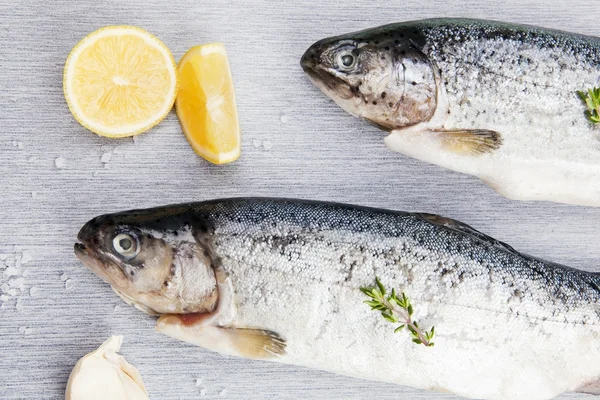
[74,241,129,290]
[301,62,354,101]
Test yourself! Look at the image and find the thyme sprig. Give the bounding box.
[361,277,435,347]
[577,88,600,124]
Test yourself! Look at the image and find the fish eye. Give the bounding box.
[112,232,140,259]
[336,51,356,71]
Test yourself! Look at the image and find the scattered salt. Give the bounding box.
[11,140,17,146]
[3,266,21,279]
[0,254,6,261]
[15,298,23,311]
[65,278,75,291]
[18,326,26,334]
[28,156,35,162]
[253,139,260,148]
[13,245,21,252]
[0,295,9,302]
[93,171,99,177]
[60,273,68,281]
[195,378,203,387]
[1,283,9,293]
[101,152,112,163]
[132,135,139,144]
[263,141,273,151]
[200,389,207,396]
[30,287,38,296]
[17,142,24,149]
[24,327,33,335]
[55,157,66,169]
[219,389,228,397]
[31,191,37,199]
[21,251,32,265]
[9,277,25,288]
[114,305,120,311]
[22,269,31,277]
[280,115,289,124]
[8,288,18,296]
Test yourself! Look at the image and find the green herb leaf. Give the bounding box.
[360,287,373,296]
[578,87,600,125]
[376,277,386,296]
[361,277,436,348]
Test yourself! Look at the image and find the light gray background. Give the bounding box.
[1,0,599,399]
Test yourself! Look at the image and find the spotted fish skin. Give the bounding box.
[76,198,600,399]
[302,19,600,206]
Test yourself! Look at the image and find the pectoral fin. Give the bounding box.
[433,129,502,155]
[156,314,286,360]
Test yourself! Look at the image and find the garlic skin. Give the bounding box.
[66,335,149,400]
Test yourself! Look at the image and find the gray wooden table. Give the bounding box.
[1,0,599,398]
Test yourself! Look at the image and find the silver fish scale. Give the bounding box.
[195,198,600,326]
[416,20,600,160]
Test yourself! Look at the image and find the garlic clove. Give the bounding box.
[66,335,149,400]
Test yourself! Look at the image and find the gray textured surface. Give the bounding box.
[1,0,599,399]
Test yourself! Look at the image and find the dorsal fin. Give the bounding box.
[417,213,520,256]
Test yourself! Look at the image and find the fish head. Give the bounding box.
[74,206,218,315]
[301,27,438,130]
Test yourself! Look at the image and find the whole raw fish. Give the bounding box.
[301,19,600,207]
[75,198,600,399]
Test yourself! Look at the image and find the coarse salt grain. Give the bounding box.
[55,157,66,169]
[101,152,112,163]
[3,266,21,279]
[9,277,25,288]
[21,252,32,264]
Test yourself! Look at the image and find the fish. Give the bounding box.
[301,18,600,207]
[74,198,600,400]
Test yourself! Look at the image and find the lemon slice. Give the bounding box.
[176,43,240,164]
[63,26,178,138]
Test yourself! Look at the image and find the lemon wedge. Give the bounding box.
[63,26,178,138]
[176,43,240,164]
